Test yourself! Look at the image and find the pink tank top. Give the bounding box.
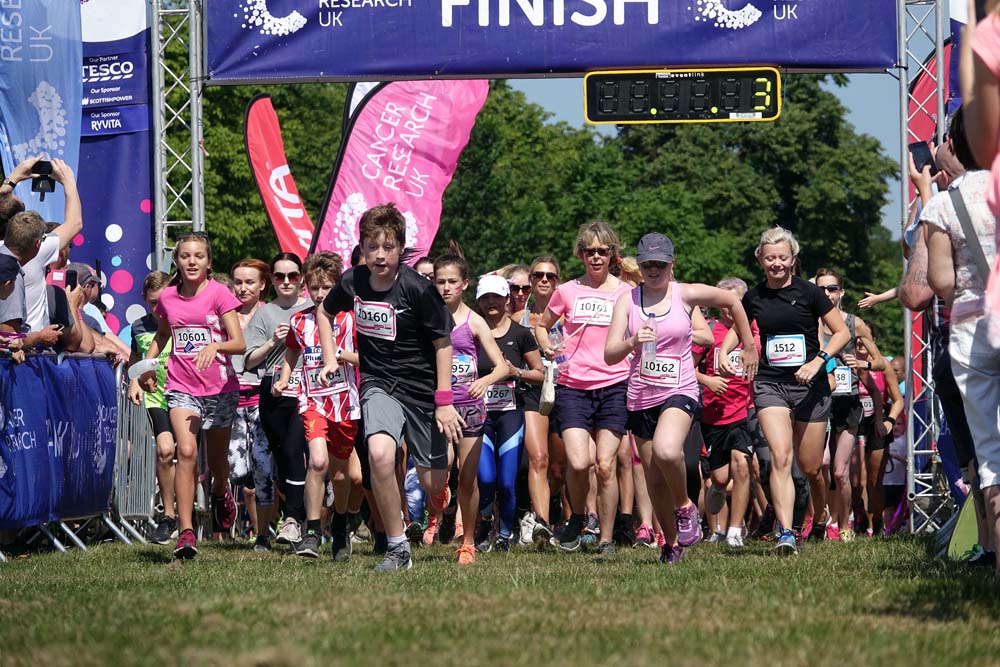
[858,369,885,418]
[450,310,480,406]
[626,283,698,411]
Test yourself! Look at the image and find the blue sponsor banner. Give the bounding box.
[0,356,117,530]
[77,0,154,338]
[206,0,898,83]
[0,0,82,223]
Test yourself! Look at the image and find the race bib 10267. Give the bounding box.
[172,325,211,356]
[484,382,516,411]
[639,355,682,388]
[571,295,613,326]
[354,298,395,341]
[766,334,806,368]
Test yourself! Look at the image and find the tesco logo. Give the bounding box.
[82,61,135,83]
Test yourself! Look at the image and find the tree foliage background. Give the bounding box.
[192,77,904,353]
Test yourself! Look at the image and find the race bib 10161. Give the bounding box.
[766,334,806,368]
[354,299,395,341]
[572,295,613,326]
[639,355,682,388]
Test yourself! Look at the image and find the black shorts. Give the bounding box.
[146,407,172,437]
[702,420,754,471]
[361,386,448,471]
[626,394,699,440]
[556,382,627,435]
[830,396,863,432]
[858,415,887,453]
[522,384,561,433]
[754,379,831,423]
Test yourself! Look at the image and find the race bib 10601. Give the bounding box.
[354,299,395,341]
[639,355,682,388]
[766,334,806,368]
[484,382,516,411]
[572,295,613,326]
[833,366,853,395]
[173,325,211,356]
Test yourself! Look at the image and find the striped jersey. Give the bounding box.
[286,306,360,422]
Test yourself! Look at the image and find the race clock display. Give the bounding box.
[584,67,781,125]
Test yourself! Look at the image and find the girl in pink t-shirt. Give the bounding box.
[605,233,756,564]
[535,221,633,553]
[139,233,246,560]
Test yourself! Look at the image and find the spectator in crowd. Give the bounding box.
[0,212,60,350]
[65,261,130,360]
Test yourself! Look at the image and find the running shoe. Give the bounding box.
[551,514,585,552]
[531,520,553,549]
[774,528,798,556]
[405,520,425,545]
[375,541,412,572]
[597,541,617,556]
[456,544,477,565]
[173,528,198,560]
[430,486,451,514]
[634,524,654,548]
[726,533,745,549]
[612,514,636,547]
[584,512,600,536]
[352,519,372,543]
[659,544,684,565]
[150,516,176,545]
[705,485,727,515]
[825,524,842,541]
[581,533,598,547]
[800,516,814,540]
[656,531,666,548]
[331,530,352,562]
[841,528,856,542]
[423,514,440,545]
[518,512,537,547]
[968,549,997,568]
[296,531,321,558]
[253,535,271,553]
[675,503,703,547]
[212,489,238,533]
[475,516,494,553]
[495,536,511,553]
[373,531,388,556]
[276,517,302,545]
[808,519,827,542]
[706,531,726,545]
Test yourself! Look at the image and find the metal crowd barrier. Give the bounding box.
[108,366,159,544]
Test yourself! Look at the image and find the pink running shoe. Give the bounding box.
[173,528,198,559]
[656,531,666,548]
[212,488,237,533]
[826,523,842,541]
[635,524,655,548]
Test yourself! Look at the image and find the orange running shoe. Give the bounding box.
[456,544,476,565]
[431,486,451,513]
[423,513,440,545]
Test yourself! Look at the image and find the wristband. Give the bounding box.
[866,360,872,370]
[335,347,343,361]
[434,390,453,407]
[817,350,831,363]
[1,179,15,190]
[884,416,896,426]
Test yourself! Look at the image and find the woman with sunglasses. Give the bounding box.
[814,268,886,541]
[498,264,532,315]
[536,222,633,554]
[243,253,312,550]
[513,257,566,546]
[720,228,851,555]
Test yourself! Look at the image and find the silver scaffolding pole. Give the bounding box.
[149,0,205,272]
[898,0,952,534]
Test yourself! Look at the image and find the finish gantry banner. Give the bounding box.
[205,0,898,84]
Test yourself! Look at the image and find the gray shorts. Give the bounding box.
[165,390,238,430]
[753,380,831,424]
[361,386,449,470]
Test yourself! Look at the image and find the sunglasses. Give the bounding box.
[582,247,611,258]
[531,271,558,281]
[509,284,531,294]
[822,285,842,293]
[274,271,301,283]
[640,261,668,270]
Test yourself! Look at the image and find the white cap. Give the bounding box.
[476,274,510,300]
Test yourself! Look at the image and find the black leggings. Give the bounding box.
[259,377,308,521]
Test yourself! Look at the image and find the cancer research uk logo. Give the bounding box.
[12,81,69,163]
[236,0,308,36]
[689,1,763,29]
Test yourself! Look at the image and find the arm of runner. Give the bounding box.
[697,369,729,396]
[517,348,545,385]
[858,287,897,309]
[881,360,905,426]
[468,314,511,399]
[195,309,246,372]
[604,292,641,366]
[682,283,757,381]
[962,0,1000,170]
[128,378,144,406]
[433,336,465,445]
[316,305,341,385]
[141,317,171,391]
[690,306,713,349]
[797,309,850,386]
[534,307,559,359]
[273,347,299,396]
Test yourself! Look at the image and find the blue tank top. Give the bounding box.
[450,310,479,405]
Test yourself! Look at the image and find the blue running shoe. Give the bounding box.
[774,528,798,556]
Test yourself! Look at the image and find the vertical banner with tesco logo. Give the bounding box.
[311,80,489,266]
[244,94,314,258]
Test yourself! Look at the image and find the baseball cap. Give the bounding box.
[66,262,98,286]
[636,233,675,264]
[0,253,20,283]
[476,274,510,300]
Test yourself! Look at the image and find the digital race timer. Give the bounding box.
[584,67,781,125]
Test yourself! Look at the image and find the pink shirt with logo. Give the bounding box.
[154,279,242,397]
[546,279,631,390]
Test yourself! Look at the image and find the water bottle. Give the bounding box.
[641,317,658,366]
[548,327,567,374]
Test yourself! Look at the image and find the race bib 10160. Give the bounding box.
[833,366,853,395]
[484,382,516,411]
[861,396,875,417]
[766,334,806,368]
[354,299,395,341]
[639,355,682,388]
[572,295,613,326]
[172,325,211,356]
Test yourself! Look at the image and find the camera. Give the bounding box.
[31,160,55,200]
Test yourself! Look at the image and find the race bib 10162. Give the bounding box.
[639,355,682,388]
[766,334,806,368]
[354,299,395,341]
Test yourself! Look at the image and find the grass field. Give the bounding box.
[0,536,997,666]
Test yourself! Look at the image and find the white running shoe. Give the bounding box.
[518,512,536,547]
[726,533,744,549]
[276,517,301,545]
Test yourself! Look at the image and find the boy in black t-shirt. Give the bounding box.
[317,203,461,572]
